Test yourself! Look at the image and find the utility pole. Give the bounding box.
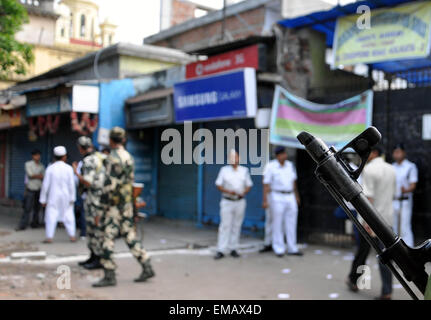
[221,0,226,41]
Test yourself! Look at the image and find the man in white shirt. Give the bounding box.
[263,146,302,257]
[361,146,397,300]
[39,146,77,243]
[214,150,253,260]
[392,143,418,247]
[16,149,45,231]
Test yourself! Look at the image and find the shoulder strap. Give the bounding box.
[94,152,104,173]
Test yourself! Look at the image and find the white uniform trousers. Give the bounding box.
[393,199,414,247]
[270,194,298,255]
[264,208,272,246]
[217,198,246,253]
[45,204,76,239]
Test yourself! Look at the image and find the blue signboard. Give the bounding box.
[173,68,257,123]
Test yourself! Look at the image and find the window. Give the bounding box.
[61,27,65,37]
[80,14,86,37]
[70,13,73,37]
[109,35,112,45]
[91,18,95,39]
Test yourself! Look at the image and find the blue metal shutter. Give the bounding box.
[157,124,198,220]
[126,128,157,215]
[8,126,49,200]
[9,115,82,200]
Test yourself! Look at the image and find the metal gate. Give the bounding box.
[297,69,431,247]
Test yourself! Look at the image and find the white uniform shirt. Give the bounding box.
[263,159,297,202]
[362,157,396,226]
[392,159,418,200]
[215,165,253,199]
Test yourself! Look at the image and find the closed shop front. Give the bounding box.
[126,128,158,216]
[157,123,199,220]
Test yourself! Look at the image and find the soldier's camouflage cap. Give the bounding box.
[109,126,126,140]
[77,136,92,148]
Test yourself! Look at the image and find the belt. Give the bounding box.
[395,196,409,201]
[223,196,244,201]
[272,190,293,194]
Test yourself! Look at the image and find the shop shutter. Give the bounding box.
[157,124,198,220]
[8,126,48,200]
[126,128,157,215]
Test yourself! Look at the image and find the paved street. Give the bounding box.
[0,205,411,300]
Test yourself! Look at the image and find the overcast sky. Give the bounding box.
[85,0,355,45]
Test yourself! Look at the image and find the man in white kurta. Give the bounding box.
[214,150,253,259]
[39,146,76,242]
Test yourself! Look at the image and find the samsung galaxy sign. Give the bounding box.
[173,68,257,123]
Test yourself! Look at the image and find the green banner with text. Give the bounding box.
[333,2,431,67]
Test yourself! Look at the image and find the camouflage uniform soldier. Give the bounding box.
[73,136,107,270]
[93,127,155,287]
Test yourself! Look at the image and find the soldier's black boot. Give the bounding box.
[78,251,95,266]
[92,269,117,287]
[134,260,155,282]
[83,256,103,270]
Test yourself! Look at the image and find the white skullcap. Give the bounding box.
[53,146,67,157]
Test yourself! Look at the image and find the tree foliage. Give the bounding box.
[0,0,34,79]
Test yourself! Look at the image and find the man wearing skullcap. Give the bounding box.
[39,146,76,243]
[93,127,155,287]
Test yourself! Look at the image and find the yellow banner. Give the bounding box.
[333,2,431,67]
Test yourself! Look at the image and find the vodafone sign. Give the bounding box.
[186,45,259,79]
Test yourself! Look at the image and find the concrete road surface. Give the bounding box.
[0,205,412,300]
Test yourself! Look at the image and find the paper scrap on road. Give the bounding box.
[331,250,340,256]
[393,284,403,289]
[329,293,339,299]
[314,250,323,255]
[326,274,333,279]
[10,251,47,260]
[278,293,290,299]
[342,255,354,261]
[282,268,291,274]
[160,239,167,244]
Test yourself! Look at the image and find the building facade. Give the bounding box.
[1,0,117,90]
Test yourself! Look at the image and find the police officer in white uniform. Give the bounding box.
[392,143,418,247]
[263,146,302,257]
[214,150,253,260]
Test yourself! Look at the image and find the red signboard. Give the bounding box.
[186,44,259,79]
